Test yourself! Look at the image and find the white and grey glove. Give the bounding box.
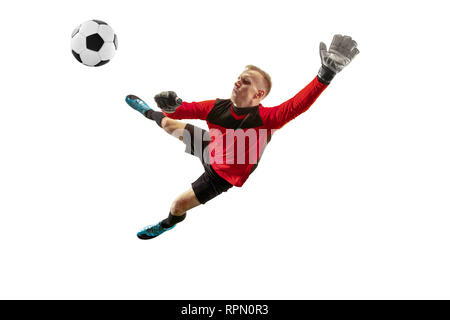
[318,34,359,84]
[154,91,183,113]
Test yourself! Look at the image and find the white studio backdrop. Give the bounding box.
[0,0,449,299]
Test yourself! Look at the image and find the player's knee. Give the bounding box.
[161,117,170,130]
[162,119,185,134]
[163,121,178,134]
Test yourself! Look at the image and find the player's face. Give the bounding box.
[231,70,264,108]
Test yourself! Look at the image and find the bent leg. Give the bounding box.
[137,172,232,239]
[137,188,200,240]
[162,169,233,229]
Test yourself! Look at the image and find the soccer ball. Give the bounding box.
[71,20,118,67]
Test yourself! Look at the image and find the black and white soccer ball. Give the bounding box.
[71,20,118,67]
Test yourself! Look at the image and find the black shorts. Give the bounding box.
[183,123,233,204]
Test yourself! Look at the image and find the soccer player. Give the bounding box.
[126,34,359,240]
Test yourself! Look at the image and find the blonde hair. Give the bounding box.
[245,64,272,98]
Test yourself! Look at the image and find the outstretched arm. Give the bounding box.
[259,77,327,129]
[161,100,216,120]
[154,91,215,120]
[260,34,359,129]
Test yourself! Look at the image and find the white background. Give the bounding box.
[0,0,449,299]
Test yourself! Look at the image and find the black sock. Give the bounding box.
[161,212,186,228]
[144,110,165,128]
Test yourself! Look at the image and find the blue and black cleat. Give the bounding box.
[125,94,152,115]
[137,221,175,240]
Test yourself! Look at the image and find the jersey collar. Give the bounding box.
[231,102,259,116]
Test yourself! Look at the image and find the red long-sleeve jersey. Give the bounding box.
[163,76,327,187]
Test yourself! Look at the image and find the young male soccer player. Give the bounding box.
[126,34,359,240]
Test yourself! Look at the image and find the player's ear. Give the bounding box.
[257,89,265,99]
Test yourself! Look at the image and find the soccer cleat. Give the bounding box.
[137,221,175,240]
[125,94,152,115]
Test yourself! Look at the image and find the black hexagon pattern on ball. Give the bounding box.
[71,25,81,38]
[93,20,107,25]
[95,60,110,67]
[86,34,104,52]
[72,51,82,63]
[113,34,118,50]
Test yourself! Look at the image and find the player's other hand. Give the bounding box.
[154,91,183,113]
[318,34,359,84]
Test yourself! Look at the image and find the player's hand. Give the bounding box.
[318,34,359,84]
[154,91,183,113]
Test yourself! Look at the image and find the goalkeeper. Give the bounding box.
[126,34,359,240]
